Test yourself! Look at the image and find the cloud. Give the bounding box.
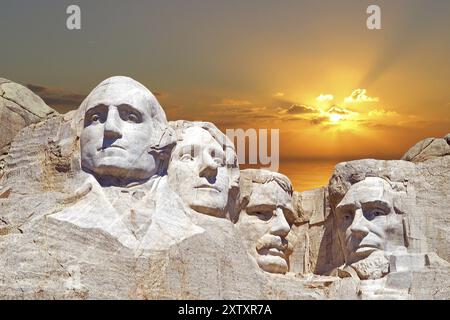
[316,94,334,102]
[213,99,253,107]
[285,104,317,114]
[310,116,329,125]
[368,109,398,117]
[273,92,285,97]
[251,114,278,120]
[27,84,86,113]
[327,105,355,115]
[344,89,379,104]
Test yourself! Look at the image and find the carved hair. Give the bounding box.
[238,169,293,212]
[241,169,293,196]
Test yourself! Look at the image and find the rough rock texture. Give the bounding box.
[0,78,57,177]
[324,155,450,298]
[0,78,56,150]
[0,93,329,300]
[290,187,343,276]
[401,134,450,163]
[0,78,448,300]
[328,157,450,262]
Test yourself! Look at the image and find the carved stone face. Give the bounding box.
[335,177,405,265]
[238,180,295,274]
[167,126,231,216]
[80,79,165,184]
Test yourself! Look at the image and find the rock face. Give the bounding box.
[0,78,57,176]
[325,155,450,298]
[0,76,449,300]
[401,134,450,163]
[289,187,343,276]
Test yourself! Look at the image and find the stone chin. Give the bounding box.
[185,189,228,217]
[256,254,288,274]
[81,157,157,182]
[349,250,390,280]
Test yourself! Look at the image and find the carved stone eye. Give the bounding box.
[180,154,194,162]
[370,209,386,218]
[256,211,273,222]
[344,213,352,221]
[213,157,224,166]
[126,113,139,123]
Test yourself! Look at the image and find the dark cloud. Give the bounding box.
[285,117,308,122]
[286,104,317,114]
[250,115,278,120]
[27,84,86,113]
[310,116,329,125]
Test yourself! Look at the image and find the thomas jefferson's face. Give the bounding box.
[335,177,404,264]
[167,127,231,216]
[81,82,159,182]
[238,181,295,274]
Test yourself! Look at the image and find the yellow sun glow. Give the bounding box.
[329,114,341,123]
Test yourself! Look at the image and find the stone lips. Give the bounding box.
[0,76,449,299]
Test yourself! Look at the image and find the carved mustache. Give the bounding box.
[346,234,383,253]
[97,144,126,151]
[256,234,293,256]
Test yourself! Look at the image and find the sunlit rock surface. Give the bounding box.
[0,78,448,299]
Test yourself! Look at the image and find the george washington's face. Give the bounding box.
[335,177,405,265]
[81,81,162,184]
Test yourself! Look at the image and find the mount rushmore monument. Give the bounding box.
[0,76,449,299]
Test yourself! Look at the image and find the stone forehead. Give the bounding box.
[179,127,221,147]
[251,181,291,200]
[86,77,152,105]
[94,76,151,92]
[74,76,168,134]
[246,181,294,213]
[340,177,393,203]
[169,121,239,168]
[241,169,293,194]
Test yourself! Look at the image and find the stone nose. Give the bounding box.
[104,107,123,140]
[270,207,290,237]
[199,153,219,178]
[350,208,370,238]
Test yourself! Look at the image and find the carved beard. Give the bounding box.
[350,251,390,280]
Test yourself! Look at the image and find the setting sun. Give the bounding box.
[329,114,342,123]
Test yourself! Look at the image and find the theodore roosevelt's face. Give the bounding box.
[238,181,295,274]
[335,177,404,264]
[81,82,159,182]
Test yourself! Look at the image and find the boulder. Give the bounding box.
[0,78,57,177]
[401,134,450,163]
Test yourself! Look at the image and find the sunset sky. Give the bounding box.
[1,0,449,190]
